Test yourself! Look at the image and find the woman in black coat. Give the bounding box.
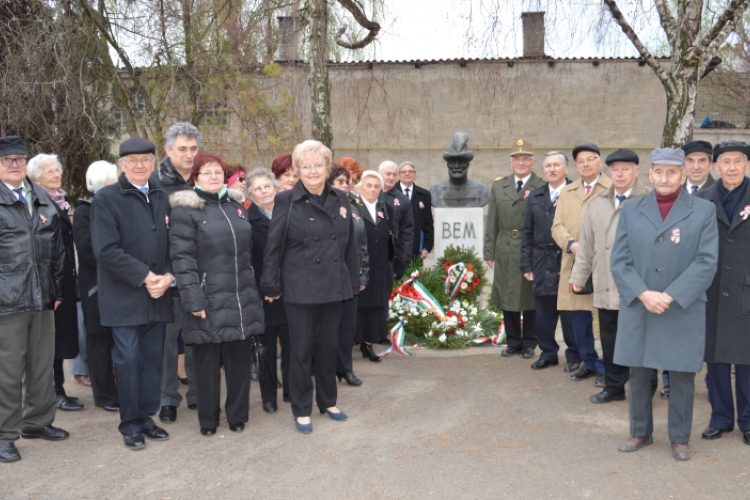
[261,140,359,434]
[28,154,81,411]
[169,152,265,436]
[353,170,395,362]
[246,168,291,412]
[73,161,120,411]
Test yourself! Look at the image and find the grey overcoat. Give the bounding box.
[610,189,718,372]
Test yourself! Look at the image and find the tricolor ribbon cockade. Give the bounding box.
[380,317,411,357]
[670,228,680,244]
[444,262,469,297]
[741,205,750,221]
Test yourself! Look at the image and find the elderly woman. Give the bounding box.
[226,163,249,209]
[261,140,359,434]
[73,161,120,411]
[271,153,297,190]
[329,164,368,385]
[246,168,291,412]
[169,152,265,436]
[355,170,396,363]
[27,154,82,411]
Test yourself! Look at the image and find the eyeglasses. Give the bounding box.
[198,171,224,178]
[511,157,534,164]
[0,157,27,167]
[300,163,325,172]
[123,157,155,166]
[42,168,62,176]
[400,169,416,175]
[251,184,273,193]
[575,156,600,165]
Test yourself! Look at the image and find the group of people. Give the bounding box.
[0,122,436,461]
[486,138,750,461]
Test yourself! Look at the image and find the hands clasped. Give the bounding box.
[638,290,674,315]
[145,271,174,299]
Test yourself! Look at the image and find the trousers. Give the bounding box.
[337,296,358,374]
[706,363,750,432]
[259,324,291,402]
[87,331,119,407]
[161,296,195,407]
[571,310,604,373]
[68,301,89,376]
[598,309,629,395]
[534,295,579,362]
[629,367,694,444]
[503,310,536,349]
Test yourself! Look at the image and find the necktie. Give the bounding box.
[690,185,698,194]
[516,180,523,193]
[404,187,411,200]
[615,194,626,206]
[584,184,592,196]
[139,187,149,196]
[13,188,26,205]
[551,192,559,206]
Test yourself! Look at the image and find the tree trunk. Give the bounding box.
[308,0,333,149]
[661,74,700,148]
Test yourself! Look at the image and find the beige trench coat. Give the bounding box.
[551,173,612,311]
[569,179,651,310]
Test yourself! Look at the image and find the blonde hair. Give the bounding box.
[291,140,333,175]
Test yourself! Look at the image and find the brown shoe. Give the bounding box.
[74,375,92,387]
[618,436,653,452]
[671,442,691,461]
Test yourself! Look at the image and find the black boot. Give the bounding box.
[337,372,363,386]
[360,343,381,363]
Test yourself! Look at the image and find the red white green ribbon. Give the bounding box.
[445,262,469,297]
[391,271,446,319]
[380,317,411,357]
[670,228,680,244]
[471,321,507,346]
[741,205,750,221]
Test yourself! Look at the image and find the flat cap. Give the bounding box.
[605,149,639,166]
[119,137,155,157]
[712,140,750,162]
[650,148,684,166]
[0,136,28,157]
[572,143,600,160]
[681,140,712,157]
[510,139,534,156]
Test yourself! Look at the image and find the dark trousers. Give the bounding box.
[337,296,358,374]
[571,310,604,373]
[87,332,119,408]
[598,309,629,395]
[285,301,341,418]
[161,296,195,407]
[707,363,750,432]
[534,295,580,362]
[259,324,290,403]
[111,322,165,436]
[53,358,66,396]
[503,310,536,349]
[193,338,253,429]
[630,367,694,444]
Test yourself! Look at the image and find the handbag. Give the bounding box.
[572,274,594,295]
[249,335,266,382]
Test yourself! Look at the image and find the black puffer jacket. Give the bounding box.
[169,188,265,345]
[0,179,65,316]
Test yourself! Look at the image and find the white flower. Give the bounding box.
[467,272,474,279]
[470,307,478,315]
[438,334,447,342]
[460,282,468,290]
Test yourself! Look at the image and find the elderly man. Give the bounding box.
[0,136,69,463]
[394,161,433,261]
[682,140,715,193]
[552,143,612,383]
[92,137,175,450]
[485,140,545,357]
[570,150,651,404]
[152,122,200,424]
[520,151,580,371]
[378,160,414,278]
[695,140,750,445]
[612,148,718,461]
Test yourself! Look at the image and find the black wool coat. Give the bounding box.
[91,173,174,327]
[52,201,79,359]
[393,183,434,258]
[358,201,396,308]
[381,189,414,270]
[248,203,287,327]
[696,180,750,364]
[73,199,109,335]
[261,181,359,305]
[169,189,265,345]
[520,181,570,297]
[347,192,370,289]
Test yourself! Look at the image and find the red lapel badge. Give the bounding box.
[670,228,680,244]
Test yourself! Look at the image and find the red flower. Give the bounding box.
[449,327,456,334]
[467,264,474,272]
[444,261,453,270]
[457,314,463,320]
[465,286,472,292]
[446,311,454,317]
[472,278,480,286]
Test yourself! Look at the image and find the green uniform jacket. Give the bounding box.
[484,172,546,311]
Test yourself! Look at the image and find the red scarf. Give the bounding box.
[655,189,680,221]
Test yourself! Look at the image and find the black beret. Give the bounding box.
[712,140,750,162]
[119,137,156,157]
[681,140,712,157]
[0,136,28,157]
[572,143,601,160]
[605,149,639,166]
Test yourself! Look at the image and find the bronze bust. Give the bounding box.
[430,132,490,207]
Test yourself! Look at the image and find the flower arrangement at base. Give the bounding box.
[435,244,486,303]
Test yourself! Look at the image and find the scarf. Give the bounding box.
[717,176,748,224]
[46,188,68,211]
[195,184,228,199]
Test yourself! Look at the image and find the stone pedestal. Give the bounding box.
[433,207,484,261]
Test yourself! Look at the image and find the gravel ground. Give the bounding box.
[2,346,748,500]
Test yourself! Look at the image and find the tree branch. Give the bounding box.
[334,0,380,50]
[653,0,678,49]
[696,0,750,55]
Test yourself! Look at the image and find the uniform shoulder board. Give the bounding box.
[494,175,505,181]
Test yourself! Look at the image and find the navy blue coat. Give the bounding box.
[91,173,174,327]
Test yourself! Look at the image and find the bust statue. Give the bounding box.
[430,132,490,207]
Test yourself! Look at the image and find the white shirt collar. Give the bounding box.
[400,181,413,192]
[614,187,633,207]
[584,176,599,190]
[685,179,706,191]
[362,197,378,222]
[129,180,149,191]
[514,174,531,187]
[548,183,565,201]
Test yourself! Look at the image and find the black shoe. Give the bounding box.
[229,423,245,432]
[283,394,291,403]
[276,378,282,388]
[569,368,597,381]
[337,372,363,386]
[159,405,177,422]
[590,390,626,404]
[143,426,169,441]
[660,386,670,399]
[123,433,145,450]
[564,362,581,373]
[56,395,83,411]
[521,347,536,359]
[361,343,381,363]
[263,400,278,413]
[0,442,21,463]
[21,425,69,441]
[178,376,188,385]
[103,405,119,412]
[594,374,606,387]
[187,403,197,410]
[200,428,216,436]
[501,346,522,357]
[530,359,558,370]
[744,430,750,445]
[701,425,733,440]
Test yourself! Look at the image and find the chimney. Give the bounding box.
[522,12,545,58]
[277,16,302,62]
